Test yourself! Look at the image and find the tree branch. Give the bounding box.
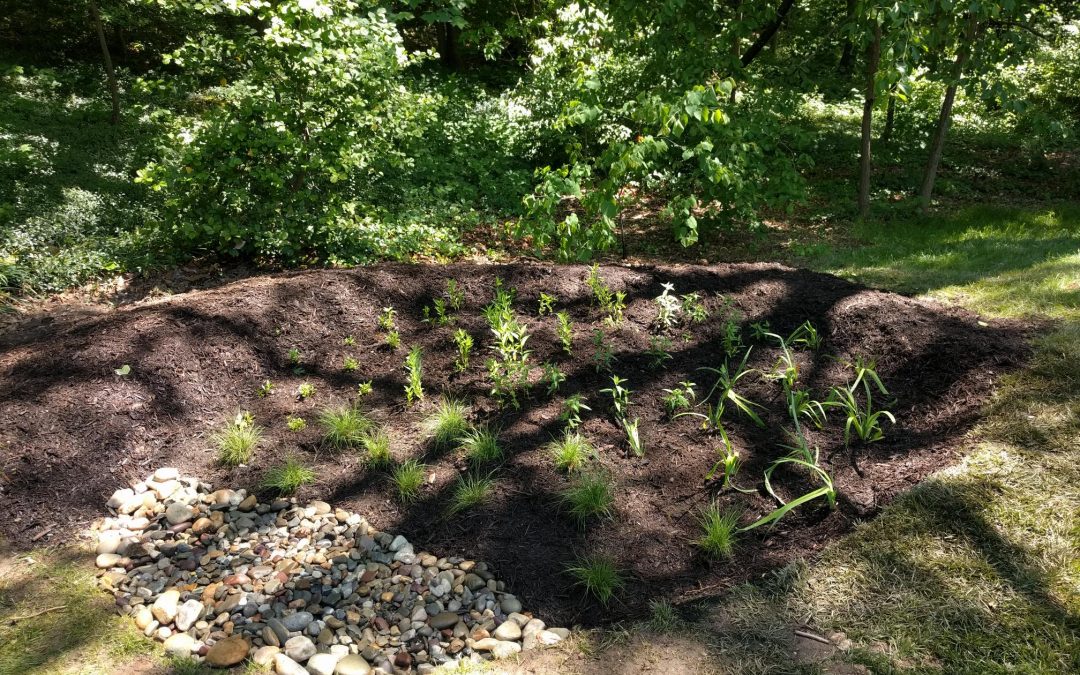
[740,0,797,67]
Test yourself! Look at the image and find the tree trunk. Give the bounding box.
[857,23,881,218]
[88,0,120,125]
[740,0,797,67]
[437,24,461,70]
[919,13,978,213]
[881,84,897,143]
[837,0,858,75]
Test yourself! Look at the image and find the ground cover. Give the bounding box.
[0,262,1025,631]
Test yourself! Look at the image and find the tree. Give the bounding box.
[88,0,120,125]
[857,20,881,218]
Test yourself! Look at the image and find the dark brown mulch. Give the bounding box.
[0,262,1029,626]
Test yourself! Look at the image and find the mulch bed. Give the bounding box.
[0,262,1029,626]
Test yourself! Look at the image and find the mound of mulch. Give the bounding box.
[0,262,1029,626]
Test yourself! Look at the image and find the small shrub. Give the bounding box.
[386,330,401,350]
[556,311,573,355]
[591,329,615,373]
[681,292,709,323]
[256,380,274,398]
[263,458,316,495]
[392,459,426,502]
[459,425,503,466]
[342,355,359,372]
[654,282,682,330]
[600,374,632,419]
[452,329,474,373]
[319,404,371,450]
[646,335,674,369]
[296,382,316,400]
[698,502,740,559]
[542,361,566,396]
[566,554,625,606]
[448,473,494,514]
[214,412,262,466]
[286,416,307,431]
[560,471,615,526]
[586,264,626,324]
[343,335,356,346]
[287,347,301,364]
[378,306,397,332]
[357,380,374,396]
[560,393,591,428]
[423,397,470,447]
[446,279,465,312]
[662,381,696,415]
[362,428,393,468]
[548,430,594,472]
[538,292,557,315]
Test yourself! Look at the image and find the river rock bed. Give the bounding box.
[92,468,570,673]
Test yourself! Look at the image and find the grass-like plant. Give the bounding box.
[566,554,625,606]
[286,415,307,431]
[788,320,822,350]
[262,457,315,495]
[343,335,356,346]
[547,429,594,472]
[404,346,424,405]
[459,425,503,466]
[392,459,426,502]
[830,383,896,445]
[697,502,740,559]
[362,428,393,468]
[453,329,473,373]
[692,349,764,428]
[448,473,494,515]
[647,599,679,632]
[743,436,837,532]
[556,310,573,355]
[214,412,262,466]
[705,424,753,492]
[318,404,371,450]
[750,320,771,341]
[560,471,615,526]
[422,397,469,447]
[622,417,645,457]
[560,393,591,429]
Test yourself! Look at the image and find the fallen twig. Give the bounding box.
[7,605,67,624]
[794,629,832,645]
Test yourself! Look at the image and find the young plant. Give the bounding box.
[262,457,315,495]
[287,347,301,365]
[622,417,645,457]
[538,292,557,316]
[789,387,830,430]
[646,335,674,369]
[681,292,709,323]
[654,282,682,330]
[484,286,532,408]
[742,435,837,532]
[695,350,764,428]
[362,428,393,468]
[705,424,753,492]
[422,298,451,326]
[600,375,633,419]
[445,279,465,312]
[296,382,316,400]
[720,316,744,359]
[542,361,566,396]
[385,330,401,350]
[404,346,424,405]
[357,380,373,396]
[750,320,771,342]
[342,355,359,372]
[697,502,740,559]
[586,264,626,324]
[459,425,504,466]
[788,320,822,350]
[560,471,615,526]
[560,393,591,429]
[556,310,574,355]
[213,411,262,466]
[547,429,594,472]
[452,329,473,373]
[829,383,896,445]
[662,381,696,416]
[378,306,397,332]
[422,397,469,447]
[566,554,625,606]
[591,329,615,373]
[286,415,307,431]
[391,459,426,503]
[448,473,494,515]
[343,335,356,346]
[256,380,274,398]
[648,599,679,632]
[318,404,372,450]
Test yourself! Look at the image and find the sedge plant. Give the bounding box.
[566,554,625,606]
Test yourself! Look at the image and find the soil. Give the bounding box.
[0,262,1029,627]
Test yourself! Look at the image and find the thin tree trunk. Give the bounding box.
[740,0,797,67]
[881,84,897,143]
[437,24,461,70]
[730,2,741,103]
[88,0,119,125]
[857,23,882,218]
[837,0,858,74]
[919,13,977,213]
